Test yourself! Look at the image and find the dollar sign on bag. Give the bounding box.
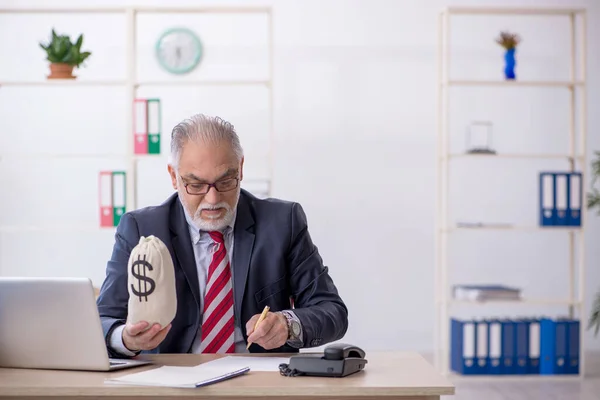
[131,254,156,302]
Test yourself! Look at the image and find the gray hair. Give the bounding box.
[169,113,244,168]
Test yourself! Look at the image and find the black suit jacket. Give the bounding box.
[96,189,348,356]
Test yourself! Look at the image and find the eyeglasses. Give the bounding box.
[182,177,240,195]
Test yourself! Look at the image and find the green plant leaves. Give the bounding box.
[588,290,600,336]
[591,151,600,185]
[75,34,83,50]
[587,151,600,215]
[39,29,91,67]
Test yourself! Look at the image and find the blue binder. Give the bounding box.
[554,173,569,225]
[566,319,580,374]
[555,319,568,374]
[540,318,568,374]
[567,172,582,226]
[450,317,578,376]
[539,172,556,226]
[487,319,502,374]
[540,318,554,374]
[527,317,541,374]
[475,319,489,374]
[450,318,478,374]
[500,319,516,374]
[515,319,529,374]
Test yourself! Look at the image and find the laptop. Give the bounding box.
[0,276,152,371]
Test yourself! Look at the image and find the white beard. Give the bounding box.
[180,187,240,232]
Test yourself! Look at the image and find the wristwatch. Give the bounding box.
[280,310,302,342]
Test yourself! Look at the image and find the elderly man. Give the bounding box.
[96,114,348,356]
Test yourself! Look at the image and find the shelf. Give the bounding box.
[0,153,130,161]
[446,371,582,382]
[0,6,271,14]
[0,154,272,163]
[0,225,115,233]
[0,79,271,87]
[443,7,585,16]
[436,5,587,379]
[442,225,582,232]
[135,80,270,87]
[0,7,125,13]
[444,80,584,88]
[0,153,170,161]
[447,298,581,306]
[0,80,127,87]
[446,153,584,160]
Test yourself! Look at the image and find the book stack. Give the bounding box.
[453,285,521,302]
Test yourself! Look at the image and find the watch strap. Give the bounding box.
[279,310,303,347]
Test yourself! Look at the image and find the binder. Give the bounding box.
[111,171,126,226]
[568,172,582,226]
[450,318,477,374]
[98,171,113,227]
[134,99,148,154]
[500,319,516,374]
[475,320,488,373]
[555,173,568,225]
[514,319,529,374]
[539,172,556,226]
[449,316,578,376]
[566,319,580,374]
[540,318,568,374]
[147,98,161,154]
[528,318,541,374]
[540,318,555,374]
[487,319,502,374]
[555,319,568,374]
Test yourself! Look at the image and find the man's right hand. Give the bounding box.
[122,321,172,352]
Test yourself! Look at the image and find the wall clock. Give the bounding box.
[155,27,203,74]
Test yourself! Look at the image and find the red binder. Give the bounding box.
[98,171,113,227]
[133,98,148,154]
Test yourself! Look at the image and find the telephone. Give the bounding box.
[279,343,367,377]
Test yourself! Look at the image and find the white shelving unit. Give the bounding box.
[435,7,587,379]
[0,6,274,232]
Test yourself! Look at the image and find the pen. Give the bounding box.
[247,305,270,349]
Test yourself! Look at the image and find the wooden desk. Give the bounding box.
[0,352,454,400]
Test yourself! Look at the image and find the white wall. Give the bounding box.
[1,0,600,356]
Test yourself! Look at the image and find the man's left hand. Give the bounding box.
[246,312,288,350]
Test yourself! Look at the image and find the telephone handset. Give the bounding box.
[279,343,367,377]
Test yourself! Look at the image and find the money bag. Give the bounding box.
[127,235,177,330]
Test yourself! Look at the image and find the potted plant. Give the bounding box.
[39,29,91,79]
[495,31,521,80]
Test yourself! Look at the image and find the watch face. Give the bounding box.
[291,321,301,337]
[155,28,203,74]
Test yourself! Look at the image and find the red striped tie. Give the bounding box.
[199,231,235,353]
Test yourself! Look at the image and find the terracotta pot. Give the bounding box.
[48,63,76,79]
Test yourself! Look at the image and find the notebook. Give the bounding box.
[105,363,250,388]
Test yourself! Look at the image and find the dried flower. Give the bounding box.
[495,31,521,50]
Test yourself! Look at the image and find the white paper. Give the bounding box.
[105,364,249,388]
[197,356,290,372]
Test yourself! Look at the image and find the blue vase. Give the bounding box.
[504,48,516,80]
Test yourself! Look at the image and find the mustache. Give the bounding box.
[197,202,230,212]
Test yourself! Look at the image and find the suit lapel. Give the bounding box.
[170,197,201,309]
[232,191,255,320]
